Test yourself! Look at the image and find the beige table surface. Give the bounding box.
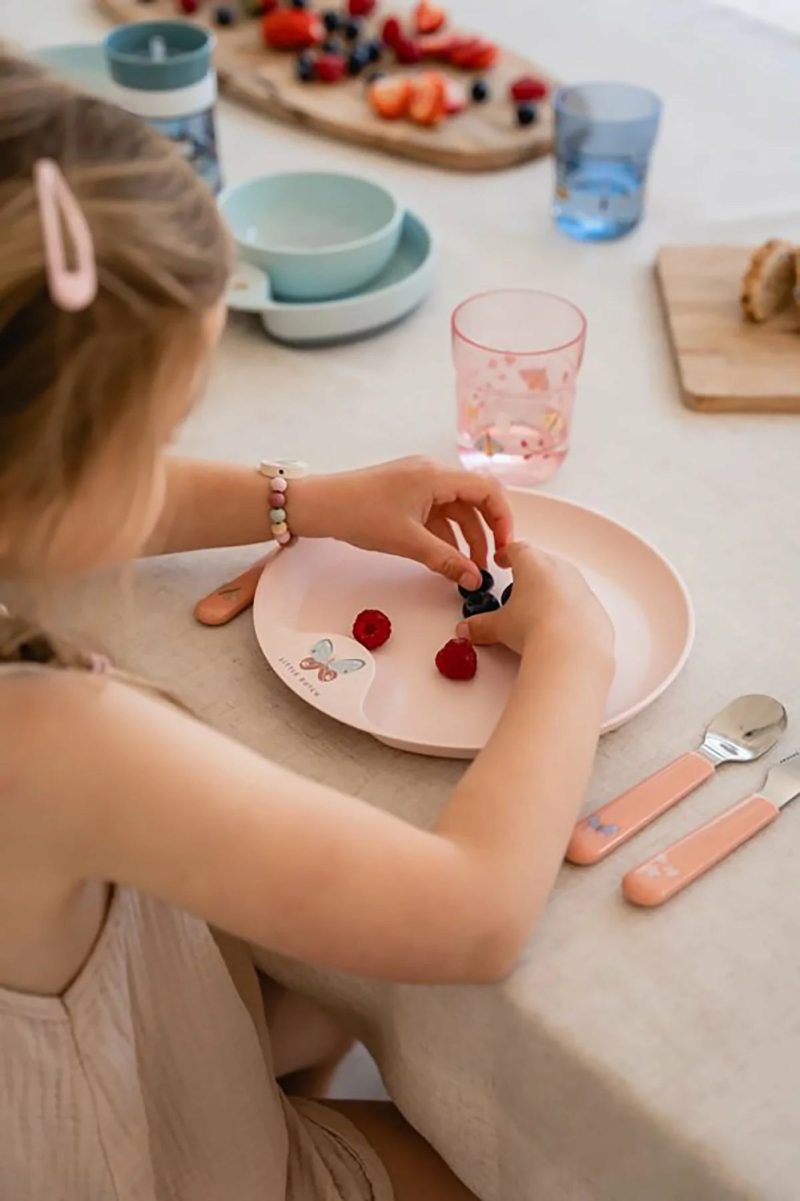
[9,0,800,1197]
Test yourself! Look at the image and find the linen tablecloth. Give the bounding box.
[11,0,800,1196]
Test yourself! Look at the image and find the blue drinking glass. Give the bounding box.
[553,82,661,241]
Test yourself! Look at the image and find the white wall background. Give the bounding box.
[711,0,800,36]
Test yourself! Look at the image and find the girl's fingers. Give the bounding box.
[456,610,502,646]
[408,525,481,589]
[441,502,488,570]
[426,514,459,552]
[494,540,532,571]
[439,471,514,554]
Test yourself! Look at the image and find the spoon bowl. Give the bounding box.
[700,694,787,765]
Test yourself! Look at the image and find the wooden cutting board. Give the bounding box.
[656,245,800,413]
[97,0,555,171]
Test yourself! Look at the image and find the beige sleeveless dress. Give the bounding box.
[0,882,394,1201]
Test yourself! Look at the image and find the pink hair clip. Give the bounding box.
[33,158,98,312]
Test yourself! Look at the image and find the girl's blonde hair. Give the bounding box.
[0,49,231,672]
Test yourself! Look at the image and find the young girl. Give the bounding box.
[0,53,614,1201]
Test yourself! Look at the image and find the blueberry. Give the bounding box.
[296,52,315,81]
[462,593,500,620]
[322,8,340,30]
[364,38,382,62]
[342,17,362,39]
[214,4,236,24]
[291,0,308,7]
[501,582,513,606]
[471,79,490,103]
[349,47,372,74]
[458,568,495,600]
[516,102,538,127]
[321,37,342,53]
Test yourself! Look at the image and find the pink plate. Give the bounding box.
[252,490,694,758]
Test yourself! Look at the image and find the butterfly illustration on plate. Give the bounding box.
[300,639,366,685]
[587,814,620,837]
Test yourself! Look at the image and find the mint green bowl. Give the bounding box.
[219,171,403,303]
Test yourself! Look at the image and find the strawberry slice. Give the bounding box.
[448,37,499,70]
[368,75,412,119]
[414,0,446,35]
[418,32,457,58]
[263,8,323,50]
[443,78,467,114]
[510,75,549,102]
[408,70,446,125]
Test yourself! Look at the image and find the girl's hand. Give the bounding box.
[294,457,513,591]
[458,541,615,667]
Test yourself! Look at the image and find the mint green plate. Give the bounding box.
[35,43,111,98]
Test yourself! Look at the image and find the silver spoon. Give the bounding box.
[567,695,787,865]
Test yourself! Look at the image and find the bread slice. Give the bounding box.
[741,239,797,322]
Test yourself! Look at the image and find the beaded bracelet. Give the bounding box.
[258,459,308,548]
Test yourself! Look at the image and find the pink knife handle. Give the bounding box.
[194,559,267,627]
[622,794,780,907]
[566,751,715,865]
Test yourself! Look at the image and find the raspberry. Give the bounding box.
[435,637,477,681]
[510,75,549,103]
[352,609,392,650]
[381,16,403,45]
[394,37,422,63]
[315,52,347,82]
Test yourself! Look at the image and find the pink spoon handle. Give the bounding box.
[566,751,715,865]
[194,558,268,627]
[622,794,780,907]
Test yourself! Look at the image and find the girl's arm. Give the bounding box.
[4,546,611,984]
[144,458,286,553]
[144,457,513,591]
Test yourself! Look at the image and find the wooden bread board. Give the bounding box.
[656,245,800,413]
[97,0,555,171]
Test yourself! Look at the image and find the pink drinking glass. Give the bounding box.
[452,289,587,485]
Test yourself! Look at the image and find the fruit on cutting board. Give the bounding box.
[510,74,549,102]
[516,102,537,126]
[443,78,467,113]
[448,37,498,70]
[394,37,423,63]
[315,51,347,81]
[408,70,446,124]
[368,74,412,118]
[418,33,456,58]
[381,16,403,46]
[414,1,446,34]
[263,7,324,49]
[295,50,316,80]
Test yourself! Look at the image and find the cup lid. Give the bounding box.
[104,21,214,91]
